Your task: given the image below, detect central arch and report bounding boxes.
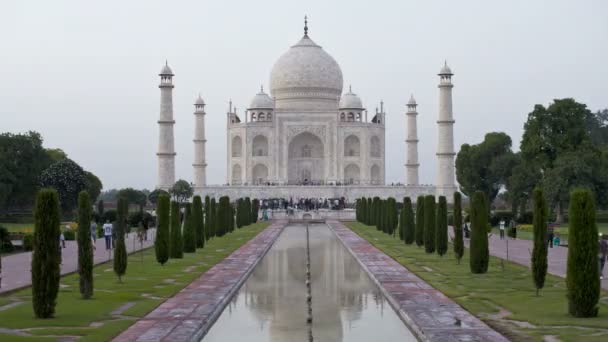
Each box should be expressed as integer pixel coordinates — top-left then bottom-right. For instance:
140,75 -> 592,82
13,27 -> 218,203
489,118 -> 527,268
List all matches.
252,163 -> 269,184
344,164 -> 360,184
288,132 -> 324,184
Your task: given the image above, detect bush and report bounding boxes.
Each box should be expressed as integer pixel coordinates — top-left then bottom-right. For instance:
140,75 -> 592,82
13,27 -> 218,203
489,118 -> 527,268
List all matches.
32,188 -> 61,318
566,189 -> 599,317
532,188 -> 548,296
470,191 -> 489,274
77,191 -> 94,299
23,233 -> 34,251
154,194 -> 170,265
436,196 -> 448,256
423,195 -> 436,253
192,195 -> 205,248
0,226 -> 14,253
182,203 -> 196,253
453,192 -> 464,264
169,201 -> 183,259
415,196 -> 425,247
63,230 -> 75,241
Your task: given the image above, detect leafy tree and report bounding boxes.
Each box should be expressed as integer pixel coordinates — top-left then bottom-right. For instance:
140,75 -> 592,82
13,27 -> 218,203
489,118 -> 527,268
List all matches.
45,148 -> 67,162
436,196 -> 448,256
113,197 -> 128,282
251,199 -> 260,224
118,188 -> 147,212
453,192 -> 464,263
39,158 -> 88,214
531,188 -> 548,296
169,201 -> 183,258
154,194 -> 170,265
402,197 -> 415,245
77,191 -> 94,299
192,195 -> 205,248
96,200 -> 104,223
182,203 -> 196,253
148,189 -> 169,206
415,196 -> 425,247
31,188 -> 61,318
506,157 -> 541,220
456,132 -> 516,205
469,191 -> 489,274
423,195 -> 436,253
170,180 -> 193,203
84,172 -> 103,202
587,108 -> 608,145
566,189 -> 599,317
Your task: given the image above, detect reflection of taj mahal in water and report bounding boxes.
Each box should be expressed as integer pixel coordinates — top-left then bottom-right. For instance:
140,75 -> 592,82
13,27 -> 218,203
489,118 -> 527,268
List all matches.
155,18 -> 457,201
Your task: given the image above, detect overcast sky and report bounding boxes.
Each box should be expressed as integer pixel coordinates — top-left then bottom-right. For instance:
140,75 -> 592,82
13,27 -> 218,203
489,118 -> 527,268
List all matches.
1,0 -> 607,190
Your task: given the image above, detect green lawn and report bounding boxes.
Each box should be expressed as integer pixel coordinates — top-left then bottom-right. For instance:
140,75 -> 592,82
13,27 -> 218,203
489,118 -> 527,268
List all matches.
347,222 -> 608,342
0,222 -> 270,341
0,223 -> 34,233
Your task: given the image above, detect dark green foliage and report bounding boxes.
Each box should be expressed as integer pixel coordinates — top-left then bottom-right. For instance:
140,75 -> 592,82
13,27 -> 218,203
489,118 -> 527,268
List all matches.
182,203 -> 196,253
567,189 -> 599,317
244,197 -> 252,226
366,198 -> 372,225
453,192 -> 464,263
113,197 -> 128,282
208,198 -> 217,238
84,171 -> 103,202
379,200 -> 386,233
415,196 -> 425,247
96,200 -> 104,222
236,199 -> 244,228
402,197 -> 415,244
148,189 -> 169,206
169,201 -> 183,259
398,198 -> 405,240
39,158 -> 88,214
23,233 -> 34,251
216,196 -> 231,237
371,197 -> 380,228
469,191 -> 489,274
356,199 -> 361,223
192,196 -> 205,248
204,196 -> 211,240
251,199 -> 260,224
436,196 -> 448,256
117,188 -> 147,212
531,188 -> 548,295
31,188 -> 61,318
154,194 -> 170,265
423,195 -> 436,253
170,179 -> 193,203
77,191 -> 94,299
388,198 -> 398,236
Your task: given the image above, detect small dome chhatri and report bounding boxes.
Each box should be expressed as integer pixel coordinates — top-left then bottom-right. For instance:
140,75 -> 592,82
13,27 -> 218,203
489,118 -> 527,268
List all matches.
249,85 -> 274,109
195,94 -> 205,105
407,94 -> 417,106
339,86 -> 363,109
439,61 -> 453,75
159,61 -> 173,76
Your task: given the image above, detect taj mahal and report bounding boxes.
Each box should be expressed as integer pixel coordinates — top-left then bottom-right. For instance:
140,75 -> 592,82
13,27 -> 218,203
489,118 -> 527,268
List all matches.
156,19 -> 457,201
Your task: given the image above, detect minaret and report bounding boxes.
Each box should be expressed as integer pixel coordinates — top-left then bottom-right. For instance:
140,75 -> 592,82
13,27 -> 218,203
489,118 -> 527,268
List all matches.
405,95 -> 419,185
156,61 -> 176,190
193,94 -> 207,188
436,61 -> 457,198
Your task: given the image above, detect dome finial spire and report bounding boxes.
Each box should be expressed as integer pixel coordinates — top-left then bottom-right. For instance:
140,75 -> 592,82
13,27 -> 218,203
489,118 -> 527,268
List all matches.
304,15 -> 308,36
260,84 -> 264,93
349,85 -> 352,93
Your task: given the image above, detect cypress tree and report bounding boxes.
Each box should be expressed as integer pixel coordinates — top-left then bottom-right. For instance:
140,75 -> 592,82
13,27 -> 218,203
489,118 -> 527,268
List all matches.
356,199 -> 361,222
403,197 -> 415,244
209,198 -> 217,238
470,191 -> 489,274
532,188 -> 548,295
236,198 -> 244,228
567,188 -> 599,317
415,196 -> 425,247
204,196 -> 211,240
370,197 -> 379,227
155,194 -> 170,265
436,196 -> 448,256
77,191 -> 94,299
244,197 -> 252,226
31,188 -> 61,318
379,200 -> 386,233
183,203 -> 196,253
423,195 -> 436,253
192,195 -> 205,248
216,196 -> 230,237
365,198 -> 371,225
453,192 -> 464,264
251,198 -> 260,224
113,197 -> 128,282
361,198 -> 367,224
388,198 -> 398,236
169,201 -> 183,259
399,198 -> 405,240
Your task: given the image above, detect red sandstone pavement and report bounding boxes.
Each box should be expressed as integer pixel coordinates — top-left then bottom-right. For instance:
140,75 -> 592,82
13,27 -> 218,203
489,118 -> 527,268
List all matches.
113,221 -> 286,342
328,220 -> 508,342
0,230 -> 155,294
463,234 -> 608,290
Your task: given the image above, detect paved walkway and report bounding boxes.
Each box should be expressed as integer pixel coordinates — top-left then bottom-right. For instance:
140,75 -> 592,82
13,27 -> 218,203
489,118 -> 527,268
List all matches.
464,234 -> 608,290
329,221 -> 507,342
113,221 -> 286,342
0,230 -> 156,294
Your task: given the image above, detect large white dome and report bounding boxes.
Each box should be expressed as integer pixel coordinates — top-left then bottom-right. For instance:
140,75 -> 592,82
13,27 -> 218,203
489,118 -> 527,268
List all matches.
270,35 -> 343,110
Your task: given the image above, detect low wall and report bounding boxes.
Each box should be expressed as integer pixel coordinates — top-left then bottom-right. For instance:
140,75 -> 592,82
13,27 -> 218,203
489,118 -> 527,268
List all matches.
194,185 -> 436,202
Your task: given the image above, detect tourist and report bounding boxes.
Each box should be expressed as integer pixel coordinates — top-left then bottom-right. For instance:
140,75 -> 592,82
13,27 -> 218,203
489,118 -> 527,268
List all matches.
599,234 -> 608,280
60,227 -> 66,248
553,232 -> 560,247
103,220 -> 113,250
90,221 -> 97,250
499,219 -> 505,240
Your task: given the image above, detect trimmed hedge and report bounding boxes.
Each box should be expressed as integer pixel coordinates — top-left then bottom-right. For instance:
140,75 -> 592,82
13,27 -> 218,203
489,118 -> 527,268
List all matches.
169,201 -> 183,259
423,195 -> 436,254
453,192 -> 464,263
532,188 -> 548,296
415,196 -> 425,247
436,196 -> 448,256
470,191 -> 489,274
154,194 -> 170,265
77,191 -> 94,299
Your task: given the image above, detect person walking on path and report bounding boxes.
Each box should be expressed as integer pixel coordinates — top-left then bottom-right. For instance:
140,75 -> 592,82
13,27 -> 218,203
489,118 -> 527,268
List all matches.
103,220 -> 113,250
499,219 -> 505,240
599,234 -> 608,280
90,221 -> 97,242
